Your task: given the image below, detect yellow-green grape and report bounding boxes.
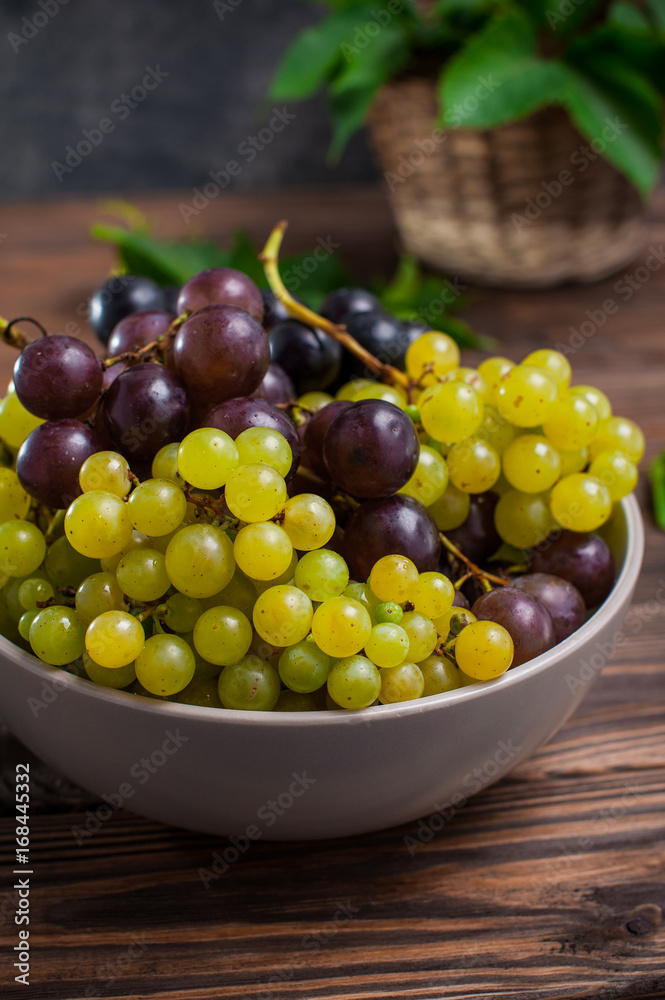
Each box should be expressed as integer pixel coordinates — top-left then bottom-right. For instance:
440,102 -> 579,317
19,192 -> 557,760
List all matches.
496,365 -> 558,427
203,570 -> 256,618
0,389 -> 44,449
0,467 -> 30,522
116,548 -> 170,602
447,436 -> 500,493
252,550 -> 298,595
253,584 -> 313,647
4,570 -> 48,622
588,416 -> 644,464
280,493 -> 336,551
184,631 -> 221,680
85,610 -> 145,668
29,605 -> 87,665
278,640 -> 331,693
569,385 -> 612,430
135,633 -> 196,696
550,474 -> 612,532
401,611 -> 437,662
65,491 -> 133,559
294,549 -> 349,602
433,607 -> 476,638
399,445 -> 448,506
454,620 -> 514,680
353,383 -> 407,409
419,381 -> 483,443
369,553 -> 419,603
234,522 -> 292,581
327,655 -> 381,710
152,442 -> 184,486
477,356 -> 515,403
75,572 -> 125,623
364,623 -> 409,668
83,651 -> 136,689
274,690 -> 318,712
405,331 -> 460,385
235,427 -> 292,477
502,434 -> 562,493
79,451 -> 131,498
559,447 -> 588,476
522,349 -> 571,391
589,449 -> 638,502
18,609 -> 39,641
99,529 -> 150,573
343,581 -> 380,616
312,596 -> 372,658
480,405 -> 518,454
375,601 -> 403,624
177,427 -> 239,489
192,605 -> 252,666
18,576 -> 54,611
165,523 -> 235,598
494,490 -> 554,548
454,367 -> 490,401
297,391 -> 333,412
419,654 -> 462,696
0,520 -> 46,577
379,662 -> 424,704
218,654 -> 281,711
336,378 -> 372,401
542,394 -> 598,451
224,463 -> 287,522
126,478 -> 187,537
412,572 -> 455,619
45,536 -> 99,589
428,483 -> 470,531
172,676 -> 223,708
163,593 -> 203,633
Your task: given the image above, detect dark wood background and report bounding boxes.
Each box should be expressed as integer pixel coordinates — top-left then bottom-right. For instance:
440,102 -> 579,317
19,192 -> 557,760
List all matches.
0,188 -> 664,999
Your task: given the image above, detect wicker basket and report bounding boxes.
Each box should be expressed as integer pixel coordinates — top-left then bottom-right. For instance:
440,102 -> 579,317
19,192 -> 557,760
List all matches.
367,78 -> 648,287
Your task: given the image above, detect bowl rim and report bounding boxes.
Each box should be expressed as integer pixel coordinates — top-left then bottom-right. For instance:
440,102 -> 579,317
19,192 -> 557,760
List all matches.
1,495 -> 644,730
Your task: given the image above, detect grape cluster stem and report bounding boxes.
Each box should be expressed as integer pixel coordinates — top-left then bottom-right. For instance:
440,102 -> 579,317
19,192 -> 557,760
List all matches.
440,533 -> 508,589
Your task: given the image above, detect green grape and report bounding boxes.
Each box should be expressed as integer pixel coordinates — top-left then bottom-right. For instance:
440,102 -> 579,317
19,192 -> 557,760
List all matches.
117,548 -> 170,602
550,474 -> 612,532
29,605 -> 87,665
412,572 -> 455,619
522,349 -> 571,391
294,549 -> 349,602
542,395 -> 598,451
177,427 -> 239,489
0,467 -> 30,522
172,676 -> 223,708
447,436 -> 500,493
278,640 -> 331,693
152,442 -> 184,486
83,651 -> 136,689
428,483 -> 471,531
336,378 -> 373,401
405,331 -> 460,385
480,405 -> 518,454
477,357 -> 515,403
454,620 -> 514,680
202,570 -> 256,618
252,551 -> 298,595
163,593 -> 203,633
296,391 -> 333,412
192,605 -> 253,666
588,416 -> 644,464
494,490 -> 553,548
18,577 -> 54,611
165,523 -> 235,598
181,631 -> 221,680
374,601 -> 403,624
502,434 -> 561,493
364,623 -> 409,668
379,662 -> 424,704
559,447 -> 588,476
235,427 -> 292,477
126,478 -> 187,536
0,520 -> 46,578
0,388 -> 44,449
75,571 -> 126,624
454,366 -> 490,402
85,610 -> 145,667
369,554 -> 418,603
312,596 -> 372,658
589,449 -> 638,502
343,582 -> 380,616
401,611 -> 437,662
79,451 -> 131,498
419,381 -> 483,443
65,491 -> 133,559
433,607 -> 476,639
3,570 -> 49,622
218,654 -> 281,711
99,529 -> 150,573
496,365 -> 558,427
135,633 -> 196,696
224,463 -> 287,522
399,445 -> 449,506
18,609 -> 39,641
253,584 -> 313,647
234,522 -> 292,581
327,655 -> 381,710
419,654 -> 462,696
569,385 -> 612,429
274,690 -> 318,712
353,383 -> 407,409
280,494 -> 336,551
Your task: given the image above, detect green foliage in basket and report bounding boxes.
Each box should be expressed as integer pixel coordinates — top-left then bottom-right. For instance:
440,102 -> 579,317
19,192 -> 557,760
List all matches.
269,0 -> 665,197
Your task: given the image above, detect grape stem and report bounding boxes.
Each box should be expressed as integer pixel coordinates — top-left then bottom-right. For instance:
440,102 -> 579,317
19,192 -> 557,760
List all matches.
440,532 -> 508,588
0,316 -> 49,350
102,313 -> 187,370
259,221 -> 409,389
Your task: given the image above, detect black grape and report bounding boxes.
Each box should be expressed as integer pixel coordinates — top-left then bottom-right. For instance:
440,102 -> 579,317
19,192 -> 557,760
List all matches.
269,320 -> 342,394
320,288 -> 382,325
88,275 -> 166,345
443,492 -> 501,565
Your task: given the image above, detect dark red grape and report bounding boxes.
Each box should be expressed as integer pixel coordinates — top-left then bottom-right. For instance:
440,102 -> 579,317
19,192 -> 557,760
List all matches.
107,311 -> 174,358
173,305 -> 269,406
203,396 -> 300,477
162,286 -> 181,314
472,587 -> 556,666
269,320 -> 342,394
88,275 -> 166,345
511,573 -> 586,643
17,420 -> 101,509
103,363 -> 189,461
253,363 -> 295,405
177,268 -> 263,322
452,589 -> 470,610
445,492 -> 501,565
320,288 -> 382,325
343,311 -> 415,377
342,495 -> 441,581
302,400 -> 351,480
530,531 -> 615,610
13,335 -> 103,421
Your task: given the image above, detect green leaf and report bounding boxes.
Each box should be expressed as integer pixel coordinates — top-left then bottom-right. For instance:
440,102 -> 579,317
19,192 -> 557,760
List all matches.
649,451 -> 665,531
608,1 -> 651,31
90,225 -> 231,285
541,0 -> 605,34
647,0 -> 665,31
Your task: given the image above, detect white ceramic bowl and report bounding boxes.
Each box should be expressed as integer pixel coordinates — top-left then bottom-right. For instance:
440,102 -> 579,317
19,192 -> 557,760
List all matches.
0,497 -> 643,840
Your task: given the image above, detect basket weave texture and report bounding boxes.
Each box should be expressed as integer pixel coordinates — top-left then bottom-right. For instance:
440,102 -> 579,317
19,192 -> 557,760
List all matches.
368,78 -> 648,287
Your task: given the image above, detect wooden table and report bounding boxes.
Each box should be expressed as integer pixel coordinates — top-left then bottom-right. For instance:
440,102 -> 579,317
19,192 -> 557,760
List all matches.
1,189 -> 664,1000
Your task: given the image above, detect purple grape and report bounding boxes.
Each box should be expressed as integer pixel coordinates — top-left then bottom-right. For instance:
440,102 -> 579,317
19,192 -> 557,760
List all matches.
472,587 -> 557,666
511,572 -> 586,643
452,589 -> 470,610
320,288 -> 382,325
173,305 -> 269,406
530,531 -> 615,609
177,268 -> 263,322
342,495 -> 441,582
253,363 -> 295,405
203,397 -> 300,478
103,363 -> 189,462
445,492 -> 501,565
261,290 -> 294,330
302,400 -> 351,480
269,320 -> 342,394
17,420 -> 101,509
162,286 -> 181,314
88,275 -> 166,345
107,311 -> 174,358
13,335 -> 103,421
